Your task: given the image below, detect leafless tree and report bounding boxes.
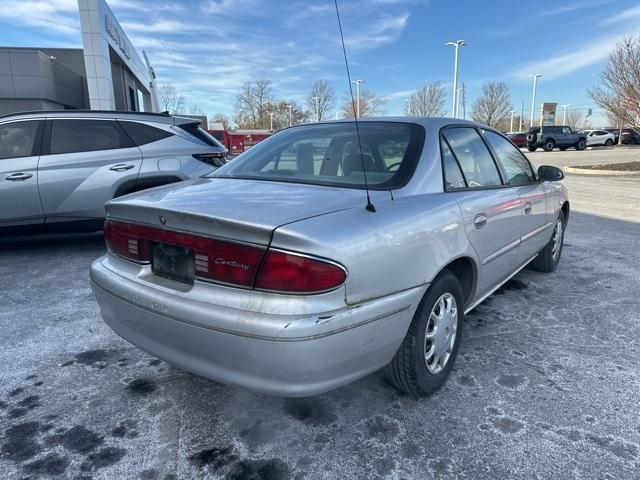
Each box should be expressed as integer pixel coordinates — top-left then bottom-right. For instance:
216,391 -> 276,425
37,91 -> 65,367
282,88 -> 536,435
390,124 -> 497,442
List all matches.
158,83 -> 185,114
589,35 -> 640,130
234,79 -> 273,129
341,89 -> 385,118
471,82 -> 512,127
404,82 -> 447,117
564,109 -> 583,130
210,113 -> 230,130
188,104 -> 206,116
308,80 -> 335,122
266,100 -> 309,130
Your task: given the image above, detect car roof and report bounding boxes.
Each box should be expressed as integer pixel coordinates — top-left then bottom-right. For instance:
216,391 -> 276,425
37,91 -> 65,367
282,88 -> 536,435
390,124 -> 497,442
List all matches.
0,110 -> 199,126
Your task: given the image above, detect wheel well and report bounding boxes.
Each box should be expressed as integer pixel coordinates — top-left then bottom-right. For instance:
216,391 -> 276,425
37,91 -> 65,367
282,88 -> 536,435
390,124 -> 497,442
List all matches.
114,175 -> 182,198
442,257 -> 476,305
561,201 -> 570,222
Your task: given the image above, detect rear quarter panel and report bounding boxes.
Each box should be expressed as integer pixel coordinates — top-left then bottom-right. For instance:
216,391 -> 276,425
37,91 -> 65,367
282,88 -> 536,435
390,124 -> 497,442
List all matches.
271,194 -> 477,305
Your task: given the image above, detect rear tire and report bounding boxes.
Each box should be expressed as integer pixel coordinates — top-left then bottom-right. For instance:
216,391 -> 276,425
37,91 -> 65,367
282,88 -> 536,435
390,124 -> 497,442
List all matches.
543,139 -> 555,152
605,139 -> 613,147
527,145 -> 538,152
386,271 -> 464,396
530,211 -> 565,273
575,139 -> 586,151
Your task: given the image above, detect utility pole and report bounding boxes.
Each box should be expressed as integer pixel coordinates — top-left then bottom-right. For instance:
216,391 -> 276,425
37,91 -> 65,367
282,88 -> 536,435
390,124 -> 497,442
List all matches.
351,79 -> 364,118
559,104 -> 570,125
509,110 -> 517,132
312,96 -> 320,122
445,40 -> 466,118
529,74 -> 541,127
269,112 -> 274,131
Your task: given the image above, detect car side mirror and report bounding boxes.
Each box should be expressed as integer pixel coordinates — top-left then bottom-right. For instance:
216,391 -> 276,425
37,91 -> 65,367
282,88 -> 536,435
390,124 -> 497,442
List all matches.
538,165 -> 564,182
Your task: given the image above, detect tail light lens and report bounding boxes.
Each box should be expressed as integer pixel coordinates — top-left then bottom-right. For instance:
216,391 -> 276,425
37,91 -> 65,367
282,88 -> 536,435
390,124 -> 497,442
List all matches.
104,220 -> 347,293
192,153 -> 227,167
256,250 -> 346,293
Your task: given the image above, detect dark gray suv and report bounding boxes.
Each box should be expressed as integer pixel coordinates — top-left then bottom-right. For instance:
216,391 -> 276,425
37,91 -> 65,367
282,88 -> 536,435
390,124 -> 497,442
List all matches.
526,126 -> 587,152
0,110 -> 228,233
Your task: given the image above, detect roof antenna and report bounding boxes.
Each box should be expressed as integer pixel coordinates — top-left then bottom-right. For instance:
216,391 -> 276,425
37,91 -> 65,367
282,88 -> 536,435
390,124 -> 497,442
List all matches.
334,0 -> 376,213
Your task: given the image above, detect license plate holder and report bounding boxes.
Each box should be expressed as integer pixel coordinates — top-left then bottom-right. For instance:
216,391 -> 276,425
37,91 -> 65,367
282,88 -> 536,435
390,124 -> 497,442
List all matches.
151,242 -> 195,285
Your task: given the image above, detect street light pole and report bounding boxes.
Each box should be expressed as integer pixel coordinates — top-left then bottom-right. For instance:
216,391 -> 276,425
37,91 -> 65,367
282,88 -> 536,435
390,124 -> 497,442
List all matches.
520,101 -> 524,131
457,88 -> 463,119
509,110 -> 516,132
287,104 -> 293,127
529,74 -> 541,127
559,104 -> 570,125
312,96 -> 320,122
445,40 -> 465,118
269,112 -> 274,131
351,79 -> 364,118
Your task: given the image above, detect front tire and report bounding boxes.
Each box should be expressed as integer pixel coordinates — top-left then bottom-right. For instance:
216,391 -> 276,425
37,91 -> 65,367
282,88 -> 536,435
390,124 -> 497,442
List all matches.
575,139 -> 586,150
386,271 -> 464,396
530,211 -> 565,273
543,139 -> 555,152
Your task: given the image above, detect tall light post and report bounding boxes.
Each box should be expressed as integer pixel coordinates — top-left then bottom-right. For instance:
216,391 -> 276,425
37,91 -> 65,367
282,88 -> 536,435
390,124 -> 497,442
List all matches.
351,79 -> 364,118
529,73 -> 541,127
269,112 -> 274,131
456,87 -> 463,118
312,96 -> 320,122
445,40 -> 466,118
287,104 -> 293,127
559,104 -> 569,125
509,110 -> 517,132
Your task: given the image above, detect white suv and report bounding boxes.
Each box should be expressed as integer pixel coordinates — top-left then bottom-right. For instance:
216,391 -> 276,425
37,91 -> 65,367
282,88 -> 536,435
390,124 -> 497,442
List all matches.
0,110 -> 227,233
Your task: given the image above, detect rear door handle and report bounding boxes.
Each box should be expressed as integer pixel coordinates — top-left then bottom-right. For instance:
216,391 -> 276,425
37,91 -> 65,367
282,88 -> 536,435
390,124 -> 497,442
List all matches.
524,202 -> 532,214
5,172 -> 33,181
110,164 -> 135,172
473,213 -> 488,229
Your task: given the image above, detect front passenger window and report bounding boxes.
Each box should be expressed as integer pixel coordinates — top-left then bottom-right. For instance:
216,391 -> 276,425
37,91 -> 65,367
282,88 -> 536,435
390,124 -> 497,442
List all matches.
483,130 -> 534,186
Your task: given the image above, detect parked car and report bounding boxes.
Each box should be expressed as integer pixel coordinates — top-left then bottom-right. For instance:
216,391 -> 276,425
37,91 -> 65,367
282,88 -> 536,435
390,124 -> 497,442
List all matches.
526,125 -> 587,152
90,118 -> 569,397
578,129 -> 615,147
0,110 -> 227,233
505,131 -> 527,147
603,127 -> 640,145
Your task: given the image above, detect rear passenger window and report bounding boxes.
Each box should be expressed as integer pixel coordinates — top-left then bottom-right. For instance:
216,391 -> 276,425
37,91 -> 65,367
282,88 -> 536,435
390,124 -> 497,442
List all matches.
440,140 -> 466,189
0,121 -> 40,160
119,121 -> 173,146
442,128 -> 502,188
483,130 -> 534,186
50,120 -> 133,155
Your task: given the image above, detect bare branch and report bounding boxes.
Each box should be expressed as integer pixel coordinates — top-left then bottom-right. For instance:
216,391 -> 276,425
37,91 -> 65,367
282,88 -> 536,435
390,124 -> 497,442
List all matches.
405,82 -> 447,117
471,81 -> 512,128
308,80 -> 335,121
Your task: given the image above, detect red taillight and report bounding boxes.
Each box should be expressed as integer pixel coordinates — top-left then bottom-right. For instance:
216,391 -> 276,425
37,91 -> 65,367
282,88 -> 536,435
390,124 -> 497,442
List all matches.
104,220 -> 151,262
256,250 -> 346,293
104,220 -> 347,293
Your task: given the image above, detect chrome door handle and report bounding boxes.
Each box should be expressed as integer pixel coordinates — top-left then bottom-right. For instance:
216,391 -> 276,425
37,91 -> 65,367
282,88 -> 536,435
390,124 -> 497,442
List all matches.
473,213 -> 488,229
5,172 -> 33,181
524,202 -> 532,214
110,164 -> 135,172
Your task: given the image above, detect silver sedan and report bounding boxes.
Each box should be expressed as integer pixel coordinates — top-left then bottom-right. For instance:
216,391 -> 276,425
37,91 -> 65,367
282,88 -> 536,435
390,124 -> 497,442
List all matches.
90,117 -> 568,397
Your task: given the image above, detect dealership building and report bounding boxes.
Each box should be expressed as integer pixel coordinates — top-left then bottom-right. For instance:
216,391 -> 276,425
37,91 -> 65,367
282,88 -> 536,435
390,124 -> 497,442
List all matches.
0,0 -> 159,116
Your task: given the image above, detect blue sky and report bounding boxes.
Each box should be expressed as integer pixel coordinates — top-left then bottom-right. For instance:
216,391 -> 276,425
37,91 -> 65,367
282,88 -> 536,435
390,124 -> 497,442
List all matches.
1,0 -> 639,126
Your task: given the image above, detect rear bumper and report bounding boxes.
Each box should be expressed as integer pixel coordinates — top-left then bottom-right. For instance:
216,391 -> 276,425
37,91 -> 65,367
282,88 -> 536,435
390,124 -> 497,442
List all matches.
90,255 -> 425,396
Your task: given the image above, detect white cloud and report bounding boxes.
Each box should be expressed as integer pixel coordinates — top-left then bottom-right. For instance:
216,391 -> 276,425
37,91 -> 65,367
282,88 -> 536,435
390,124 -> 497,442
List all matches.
511,30 -> 635,80
0,0 -> 79,35
344,13 -> 410,50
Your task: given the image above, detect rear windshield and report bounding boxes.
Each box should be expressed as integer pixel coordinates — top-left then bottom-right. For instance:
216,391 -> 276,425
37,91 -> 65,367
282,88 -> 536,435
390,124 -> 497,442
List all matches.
209,122 -> 425,189
179,123 -> 225,149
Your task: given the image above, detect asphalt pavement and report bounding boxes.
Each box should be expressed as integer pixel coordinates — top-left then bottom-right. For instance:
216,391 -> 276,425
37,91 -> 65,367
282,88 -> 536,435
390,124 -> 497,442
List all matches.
1,148 -> 639,479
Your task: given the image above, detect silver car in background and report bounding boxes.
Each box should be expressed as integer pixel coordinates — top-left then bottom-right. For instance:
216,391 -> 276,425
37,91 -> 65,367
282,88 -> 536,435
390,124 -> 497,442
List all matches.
0,110 -> 227,233
90,118 -> 569,397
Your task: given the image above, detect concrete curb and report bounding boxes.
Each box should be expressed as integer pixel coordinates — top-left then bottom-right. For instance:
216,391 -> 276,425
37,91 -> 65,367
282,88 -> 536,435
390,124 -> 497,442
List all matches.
564,166 -> 640,176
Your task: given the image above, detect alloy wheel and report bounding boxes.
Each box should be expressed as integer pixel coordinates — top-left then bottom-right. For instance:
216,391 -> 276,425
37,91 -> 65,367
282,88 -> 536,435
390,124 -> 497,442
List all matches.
552,218 -> 563,261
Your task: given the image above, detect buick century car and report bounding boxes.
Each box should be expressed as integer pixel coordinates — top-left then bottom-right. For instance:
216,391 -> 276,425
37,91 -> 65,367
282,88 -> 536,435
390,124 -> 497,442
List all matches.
90,118 -> 568,397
